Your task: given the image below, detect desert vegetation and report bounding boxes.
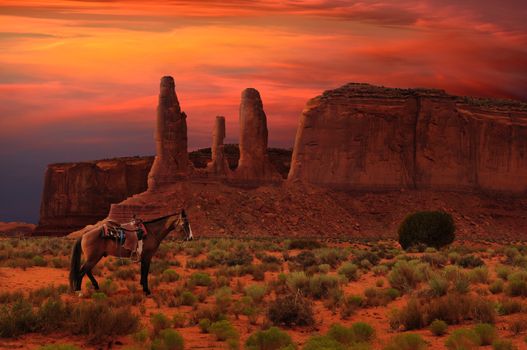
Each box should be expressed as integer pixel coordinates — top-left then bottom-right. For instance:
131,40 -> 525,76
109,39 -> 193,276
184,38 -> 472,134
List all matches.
1,236 -> 527,349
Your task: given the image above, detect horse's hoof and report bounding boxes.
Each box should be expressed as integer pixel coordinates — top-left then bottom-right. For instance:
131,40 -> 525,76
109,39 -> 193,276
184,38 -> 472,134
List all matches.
144,290 -> 151,296
77,291 -> 83,297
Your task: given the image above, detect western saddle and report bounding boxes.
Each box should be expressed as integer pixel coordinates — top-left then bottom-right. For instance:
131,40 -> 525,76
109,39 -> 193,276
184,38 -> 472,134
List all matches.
101,217 -> 147,261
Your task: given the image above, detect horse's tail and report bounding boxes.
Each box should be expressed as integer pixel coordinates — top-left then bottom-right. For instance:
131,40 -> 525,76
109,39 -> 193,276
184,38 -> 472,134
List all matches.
69,238 -> 82,291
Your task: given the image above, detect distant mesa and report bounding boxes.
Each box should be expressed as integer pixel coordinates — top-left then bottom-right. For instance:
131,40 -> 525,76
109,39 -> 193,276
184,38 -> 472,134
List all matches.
34,78 -> 527,238
0,221 -> 35,237
289,83 -> 527,194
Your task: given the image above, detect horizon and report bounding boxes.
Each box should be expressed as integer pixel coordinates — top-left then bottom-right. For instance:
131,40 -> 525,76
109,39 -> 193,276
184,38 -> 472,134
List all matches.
1,0 -> 526,224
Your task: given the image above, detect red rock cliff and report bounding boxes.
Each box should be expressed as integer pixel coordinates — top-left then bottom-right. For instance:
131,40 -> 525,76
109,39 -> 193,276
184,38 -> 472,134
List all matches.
35,157 -> 153,235
288,83 -> 527,194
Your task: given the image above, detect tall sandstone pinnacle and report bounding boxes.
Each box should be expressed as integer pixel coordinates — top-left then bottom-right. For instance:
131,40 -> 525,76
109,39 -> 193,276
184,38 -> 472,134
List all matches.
288,83 -> 527,194
234,88 -> 281,182
206,116 -> 231,177
147,76 -> 189,190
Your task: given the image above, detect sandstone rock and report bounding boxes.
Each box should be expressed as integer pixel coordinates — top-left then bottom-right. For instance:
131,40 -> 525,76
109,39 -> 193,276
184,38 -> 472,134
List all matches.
234,88 -> 281,183
0,222 -> 35,237
34,157 -> 153,236
288,83 -> 527,194
148,76 -> 189,189
206,116 -> 231,177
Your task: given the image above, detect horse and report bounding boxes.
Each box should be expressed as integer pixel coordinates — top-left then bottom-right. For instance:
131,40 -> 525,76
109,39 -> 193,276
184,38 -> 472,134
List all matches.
69,209 -> 192,295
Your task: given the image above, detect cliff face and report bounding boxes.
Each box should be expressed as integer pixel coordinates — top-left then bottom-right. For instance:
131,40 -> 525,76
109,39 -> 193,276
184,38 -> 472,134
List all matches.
36,157 -> 153,235
36,148 -> 291,235
289,83 -> 527,194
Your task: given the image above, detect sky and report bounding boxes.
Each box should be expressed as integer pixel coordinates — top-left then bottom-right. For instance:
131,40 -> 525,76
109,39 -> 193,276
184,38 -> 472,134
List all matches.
1,0 -> 526,223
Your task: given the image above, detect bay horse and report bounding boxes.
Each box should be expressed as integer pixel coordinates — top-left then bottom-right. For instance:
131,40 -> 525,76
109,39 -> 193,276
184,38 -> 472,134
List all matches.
69,210 -> 192,295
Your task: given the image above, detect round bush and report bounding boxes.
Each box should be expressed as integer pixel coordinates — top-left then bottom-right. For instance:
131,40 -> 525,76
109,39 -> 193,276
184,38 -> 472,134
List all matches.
267,293 -> 314,327
245,327 -> 294,350
383,333 -> 427,350
429,319 -> 448,336
398,211 -> 455,250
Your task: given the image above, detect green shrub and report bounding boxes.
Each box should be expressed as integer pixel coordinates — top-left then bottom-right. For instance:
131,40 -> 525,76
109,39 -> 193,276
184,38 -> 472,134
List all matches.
429,319 -> 448,336
308,274 -> 341,299
268,293 -> 314,327
32,255 -> 47,267
69,301 -> 139,343
133,328 -> 149,343
492,339 -> 517,350
318,264 -> 331,274
286,272 -> 310,294
111,267 -> 135,280
327,324 -> 355,346
151,313 -> 172,335
190,272 -> 212,286
351,322 -> 375,343
99,279 -> 118,296
244,284 -> 267,303
468,267 -> 489,284
291,251 -> 318,270
0,299 -> 37,337
152,329 -> 184,350
38,345 -> 80,350
388,261 -> 423,292
398,211 -> 455,250
180,290 -> 197,306
161,269 -> 180,282
340,295 -> 363,318
445,329 -> 480,350
303,335 -> 344,350
497,299 -> 522,315
489,280 -> 504,294
428,274 -> 449,297
363,288 -> 394,307
215,287 -> 232,312
209,320 -> 238,341
37,296 -> 71,333
457,255 -> 484,268
383,334 -> 427,350
506,280 -> 527,297
245,326 -> 295,350
198,318 -> 211,333
474,323 -> 496,345
338,262 -> 359,281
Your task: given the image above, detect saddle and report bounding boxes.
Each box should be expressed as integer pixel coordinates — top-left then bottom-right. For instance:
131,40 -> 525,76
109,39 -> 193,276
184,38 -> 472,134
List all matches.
100,219 -> 147,261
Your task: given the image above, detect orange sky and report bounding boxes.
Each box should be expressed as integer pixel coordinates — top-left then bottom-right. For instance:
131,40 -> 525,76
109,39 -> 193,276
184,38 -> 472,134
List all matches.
1,0 -> 526,222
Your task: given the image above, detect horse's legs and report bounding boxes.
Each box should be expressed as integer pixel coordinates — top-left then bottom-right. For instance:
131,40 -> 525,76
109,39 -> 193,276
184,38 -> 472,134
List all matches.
86,270 -> 99,290
77,258 -> 101,291
140,257 -> 152,295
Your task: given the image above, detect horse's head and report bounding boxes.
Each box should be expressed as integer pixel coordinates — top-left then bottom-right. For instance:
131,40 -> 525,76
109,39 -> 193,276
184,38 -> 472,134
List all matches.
161,209 -> 193,240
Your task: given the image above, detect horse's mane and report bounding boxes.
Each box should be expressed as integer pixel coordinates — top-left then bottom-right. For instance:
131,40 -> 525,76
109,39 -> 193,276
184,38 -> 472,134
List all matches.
143,211 -> 181,224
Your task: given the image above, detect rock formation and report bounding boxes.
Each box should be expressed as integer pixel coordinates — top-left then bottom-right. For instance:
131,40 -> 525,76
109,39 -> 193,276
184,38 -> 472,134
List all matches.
206,116 -> 231,177
289,83 -> 527,195
34,148 -> 292,235
0,222 -> 35,237
35,157 -> 153,235
148,76 -> 189,189
233,88 -> 281,183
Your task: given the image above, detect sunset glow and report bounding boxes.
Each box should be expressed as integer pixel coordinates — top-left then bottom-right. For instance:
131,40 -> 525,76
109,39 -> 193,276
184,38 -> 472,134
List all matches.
1,0 -> 526,222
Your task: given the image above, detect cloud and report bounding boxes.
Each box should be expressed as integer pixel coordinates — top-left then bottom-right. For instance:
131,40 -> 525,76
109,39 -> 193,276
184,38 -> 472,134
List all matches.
0,31 -> 57,39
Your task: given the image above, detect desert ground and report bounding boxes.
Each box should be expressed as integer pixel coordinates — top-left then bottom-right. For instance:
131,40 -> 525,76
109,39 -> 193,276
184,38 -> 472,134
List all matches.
1,237 -> 527,350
